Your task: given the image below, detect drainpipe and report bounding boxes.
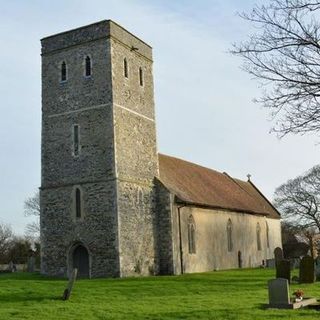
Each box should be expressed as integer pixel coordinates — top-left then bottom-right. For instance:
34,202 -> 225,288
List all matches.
177,204 -> 187,275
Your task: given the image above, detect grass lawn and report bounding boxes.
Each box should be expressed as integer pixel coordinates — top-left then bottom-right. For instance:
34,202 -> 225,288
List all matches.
1,268 -> 320,319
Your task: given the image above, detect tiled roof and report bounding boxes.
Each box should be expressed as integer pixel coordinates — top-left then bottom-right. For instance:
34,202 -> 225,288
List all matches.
158,154 -> 280,219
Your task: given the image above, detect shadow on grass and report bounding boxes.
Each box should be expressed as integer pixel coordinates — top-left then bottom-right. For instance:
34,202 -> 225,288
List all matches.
0,292 -> 62,303
0,272 -> 66,282
137,308 -> 246,320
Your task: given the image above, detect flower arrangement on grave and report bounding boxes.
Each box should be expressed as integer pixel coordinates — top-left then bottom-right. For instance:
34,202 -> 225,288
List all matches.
293,289 -> 304,302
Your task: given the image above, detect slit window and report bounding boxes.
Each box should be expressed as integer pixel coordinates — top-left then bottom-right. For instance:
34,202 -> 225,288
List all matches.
75,188 -> 82,218
266,222 -> 270,248
188,215 -> 196,254
139,67 -> 143,86
124,58 -> 128,78
85,56 -> 91,77
257,223 -> 262,251
61,61 -> 67,82
138,189 -> 143,205
73,125 -> 80,156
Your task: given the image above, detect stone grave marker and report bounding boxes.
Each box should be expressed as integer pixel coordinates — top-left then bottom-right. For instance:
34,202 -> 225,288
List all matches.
315,256 -> 320,280
268,278 -> 290,306
274,247 -> 283,266
267,278 -> 317,309
8,261 -> 14,272
27,256 -> 35,273
276,259 -> 291,282
62,268 -> 78,301
266,259 -> 275,268
299,256 -> 315,283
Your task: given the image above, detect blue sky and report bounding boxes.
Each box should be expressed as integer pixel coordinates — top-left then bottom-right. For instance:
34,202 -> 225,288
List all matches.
0,0 -> 319,235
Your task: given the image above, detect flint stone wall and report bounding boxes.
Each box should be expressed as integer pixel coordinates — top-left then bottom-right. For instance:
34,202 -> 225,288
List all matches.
40,181 -> 119,278
109,21 -> 158,277
41,20 -> 158,278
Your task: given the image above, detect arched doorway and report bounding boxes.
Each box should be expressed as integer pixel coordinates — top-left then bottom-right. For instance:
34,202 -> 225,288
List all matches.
72,244 -> 89,278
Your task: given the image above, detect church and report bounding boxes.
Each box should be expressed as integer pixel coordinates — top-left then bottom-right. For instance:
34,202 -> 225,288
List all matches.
40,20 -> 282,278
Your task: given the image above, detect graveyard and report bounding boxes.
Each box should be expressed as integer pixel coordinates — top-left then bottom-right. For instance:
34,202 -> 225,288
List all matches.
2,268 -> 320,320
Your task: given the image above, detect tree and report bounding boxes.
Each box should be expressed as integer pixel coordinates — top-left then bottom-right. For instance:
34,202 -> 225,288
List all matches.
0,223 -> 13,263
274,165 -> 320,256
281,221 -> 318,257
6,237 -> 32,264
232,0 -> 320,137
24,191 -> 40,239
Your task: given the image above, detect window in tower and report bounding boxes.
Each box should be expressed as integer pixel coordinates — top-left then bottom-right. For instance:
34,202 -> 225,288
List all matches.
73,124 -> 80,156
139,67 -> 144,86
124,58 -> 128,78
75,188 -> 82,218
85,56 -> 92,77
61,61 -> 67,82
138,188 -> 143,205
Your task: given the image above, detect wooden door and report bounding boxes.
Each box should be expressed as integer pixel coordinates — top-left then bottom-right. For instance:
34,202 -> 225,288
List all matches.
72,245 -> 89,278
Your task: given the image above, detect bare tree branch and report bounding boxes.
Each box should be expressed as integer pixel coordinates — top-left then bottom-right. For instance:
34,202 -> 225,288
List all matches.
274,164 -> 320,232
24,191 -> 40,217
24,191 -> 40,239
231,0 -> 320,137
0,223 -> 13,261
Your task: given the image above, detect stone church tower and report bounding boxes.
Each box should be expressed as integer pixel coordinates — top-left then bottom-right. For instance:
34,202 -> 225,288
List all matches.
40,20 -> 159,278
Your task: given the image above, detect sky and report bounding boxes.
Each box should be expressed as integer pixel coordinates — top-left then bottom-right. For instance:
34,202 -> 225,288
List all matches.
0,0 -> 319,235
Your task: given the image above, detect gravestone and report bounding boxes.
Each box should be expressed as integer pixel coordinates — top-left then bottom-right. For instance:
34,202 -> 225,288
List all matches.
27,256 -> 35,273
267,278 -> 317,309
315,256 -> 320,280
8,261 -> 14,272
62,268 -> 78,301
274,247 -> 283,266
299,256 -> 315,283
268,278 -> 290,306
266,259 -> 275,268
276,259 -> 291,282
8,261 -> 16,272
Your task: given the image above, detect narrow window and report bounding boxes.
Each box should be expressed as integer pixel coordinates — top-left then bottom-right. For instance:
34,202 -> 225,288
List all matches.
75,188 -> 81,218
266,222 -> 270,248
139,67 -> 143,86
124,58 -> 128,78
227,219 -> 233,252
85,56 -> 91,77
257,223 -> 262,251
138,189 -> 143,205
61,61 -> 67,82
188,215 -> 196,254
73,125 -> 80,156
